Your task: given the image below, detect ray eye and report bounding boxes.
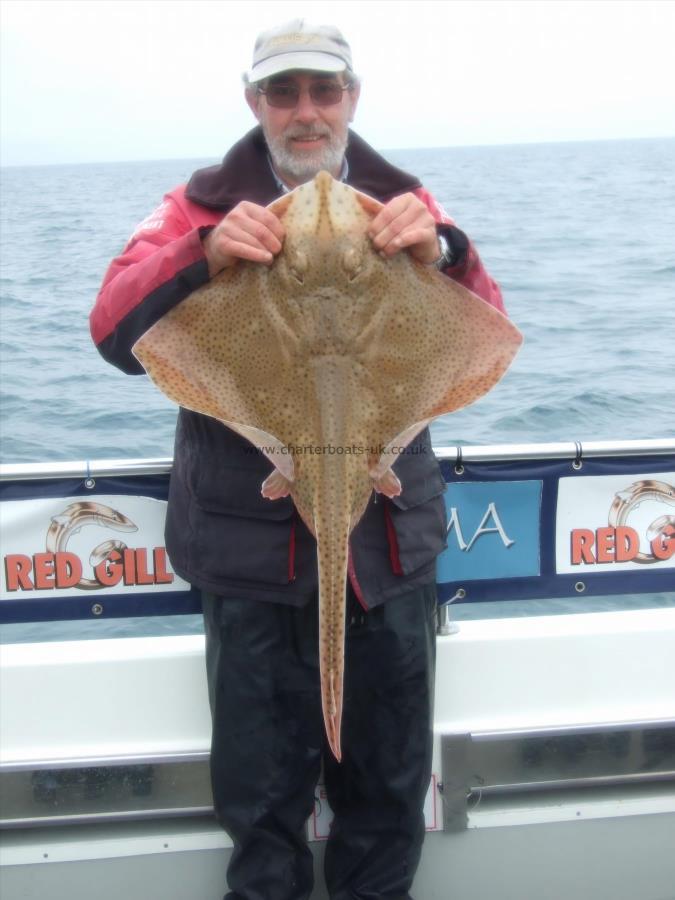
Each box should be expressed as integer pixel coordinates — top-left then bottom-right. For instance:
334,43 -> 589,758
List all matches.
343,247 -> 363,281
288,249 -> 308,284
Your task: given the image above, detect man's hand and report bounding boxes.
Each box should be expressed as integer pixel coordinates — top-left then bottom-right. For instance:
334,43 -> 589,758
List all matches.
367,193 -> 440,265
203,201 -> 285,277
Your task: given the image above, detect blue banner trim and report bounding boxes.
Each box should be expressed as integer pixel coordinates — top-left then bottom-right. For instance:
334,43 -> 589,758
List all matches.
0,589 -> 202,624
0,474 -> 170,503
437,571 -> 675,605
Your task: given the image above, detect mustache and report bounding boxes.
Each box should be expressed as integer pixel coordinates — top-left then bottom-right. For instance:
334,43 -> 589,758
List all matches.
283,127 -> 332,140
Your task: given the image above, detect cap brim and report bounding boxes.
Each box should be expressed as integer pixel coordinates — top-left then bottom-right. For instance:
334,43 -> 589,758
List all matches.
248,51 -> 347,83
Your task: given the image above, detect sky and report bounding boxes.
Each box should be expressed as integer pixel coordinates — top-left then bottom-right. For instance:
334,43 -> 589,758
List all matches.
1,0 -> 674,166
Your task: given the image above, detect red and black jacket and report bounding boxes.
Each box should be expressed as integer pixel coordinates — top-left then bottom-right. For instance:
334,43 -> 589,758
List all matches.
90,127 -> 505,607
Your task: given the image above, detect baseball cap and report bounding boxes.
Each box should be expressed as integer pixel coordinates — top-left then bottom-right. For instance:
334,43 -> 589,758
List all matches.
247,19 -> 353,83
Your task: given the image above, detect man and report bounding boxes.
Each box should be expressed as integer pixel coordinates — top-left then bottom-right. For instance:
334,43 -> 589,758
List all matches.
90,19 -> 505,900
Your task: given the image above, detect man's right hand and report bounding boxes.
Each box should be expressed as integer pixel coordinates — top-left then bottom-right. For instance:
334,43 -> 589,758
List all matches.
202,201 -> 285,277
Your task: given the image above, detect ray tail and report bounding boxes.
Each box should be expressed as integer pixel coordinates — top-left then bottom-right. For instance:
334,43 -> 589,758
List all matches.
310,355 -> 360,762
314,476 -> 350,763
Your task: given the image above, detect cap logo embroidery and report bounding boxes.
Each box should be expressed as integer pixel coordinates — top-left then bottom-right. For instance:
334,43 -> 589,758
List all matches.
267,33 -> 317,48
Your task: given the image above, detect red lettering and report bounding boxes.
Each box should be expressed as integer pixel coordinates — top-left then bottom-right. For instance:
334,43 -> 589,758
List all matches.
4,554 -> 34,591
33,552 -> 55,589
651,524 -> 675,561
135,548 -> 155,586
571,529 -> 595,564
54,552 -> 82,588
94,551 -> 123,587
153,547 -> 173,584
615,527 -> 640,562
572,525 -> 670,566
123,548 -> 136,586
596,527 -> 616,564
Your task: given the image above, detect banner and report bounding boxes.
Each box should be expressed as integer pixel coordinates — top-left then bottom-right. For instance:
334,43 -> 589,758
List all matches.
437,454 -> 674,604
0,474 -> 199,623
1,452 -> 673,622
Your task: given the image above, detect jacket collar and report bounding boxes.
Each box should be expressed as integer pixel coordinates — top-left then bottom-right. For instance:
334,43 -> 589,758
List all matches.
185,126 -> 421,211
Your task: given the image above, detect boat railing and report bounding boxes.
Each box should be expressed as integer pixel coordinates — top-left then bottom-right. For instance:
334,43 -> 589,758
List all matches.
2,438 -> 674,481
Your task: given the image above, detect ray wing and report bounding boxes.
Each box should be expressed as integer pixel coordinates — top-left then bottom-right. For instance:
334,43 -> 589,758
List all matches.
133,260 -> 305,479
348,253 -> 522,473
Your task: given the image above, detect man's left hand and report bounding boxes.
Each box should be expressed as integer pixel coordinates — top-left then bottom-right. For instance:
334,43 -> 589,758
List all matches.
367,193 -> 440,265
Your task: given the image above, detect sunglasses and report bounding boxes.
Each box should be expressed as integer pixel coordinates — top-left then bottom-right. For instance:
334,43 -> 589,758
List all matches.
257,81 -> 352,109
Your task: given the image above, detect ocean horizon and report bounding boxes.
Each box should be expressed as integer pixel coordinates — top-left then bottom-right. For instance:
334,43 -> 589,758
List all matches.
2,132 -> 674,170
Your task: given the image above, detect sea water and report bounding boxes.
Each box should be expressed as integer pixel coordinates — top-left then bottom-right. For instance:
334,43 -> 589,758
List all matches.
1,137 -> 674,641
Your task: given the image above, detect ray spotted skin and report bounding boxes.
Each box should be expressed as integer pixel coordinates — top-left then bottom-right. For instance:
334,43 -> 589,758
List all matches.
132,172 -> 523,760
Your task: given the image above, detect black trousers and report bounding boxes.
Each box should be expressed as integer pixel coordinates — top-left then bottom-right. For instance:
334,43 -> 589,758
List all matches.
202,584 -> 437,900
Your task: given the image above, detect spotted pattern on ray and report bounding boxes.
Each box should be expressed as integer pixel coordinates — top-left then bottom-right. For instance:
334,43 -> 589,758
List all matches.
132,172 -> 523,760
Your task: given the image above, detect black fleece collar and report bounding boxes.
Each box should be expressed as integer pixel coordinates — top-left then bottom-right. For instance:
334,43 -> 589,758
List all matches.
185,126 -> 421,211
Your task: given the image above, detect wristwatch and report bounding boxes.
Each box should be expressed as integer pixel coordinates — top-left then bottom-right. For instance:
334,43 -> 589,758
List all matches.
434,232 -> 454,270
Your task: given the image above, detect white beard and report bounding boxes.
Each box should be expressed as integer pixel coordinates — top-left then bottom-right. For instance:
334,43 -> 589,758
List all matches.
266,127 -> 348,185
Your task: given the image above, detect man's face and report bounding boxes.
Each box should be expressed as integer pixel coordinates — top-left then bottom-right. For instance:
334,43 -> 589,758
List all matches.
246,71 -> 360,188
